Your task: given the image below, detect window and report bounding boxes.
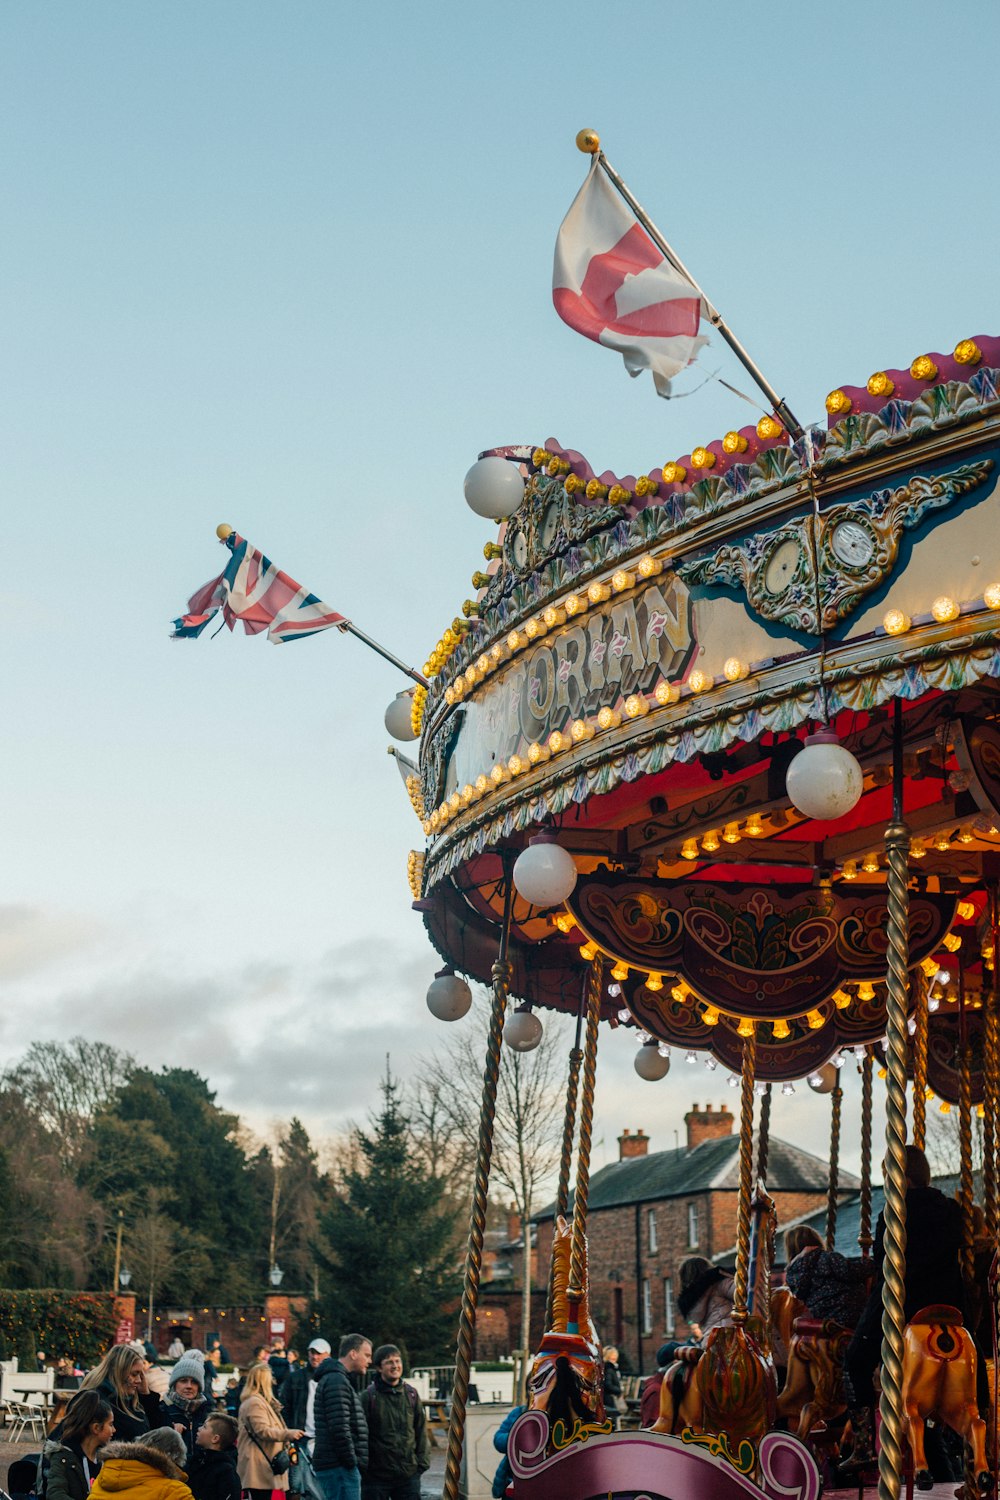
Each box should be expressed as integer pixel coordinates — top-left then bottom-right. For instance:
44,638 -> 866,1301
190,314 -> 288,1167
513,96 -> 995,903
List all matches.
642,1277 -> 653,1336
647,1206 -> 657,1253
687,1201 -> 699,1248
663,1277 -> 675,1335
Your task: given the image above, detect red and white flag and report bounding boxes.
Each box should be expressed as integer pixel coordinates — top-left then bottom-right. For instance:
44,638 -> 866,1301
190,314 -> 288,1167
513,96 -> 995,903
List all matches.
553,158 -> 707,397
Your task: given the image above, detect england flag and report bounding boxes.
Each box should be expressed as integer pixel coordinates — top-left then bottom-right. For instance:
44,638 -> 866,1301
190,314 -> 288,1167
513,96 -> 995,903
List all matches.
553,157 -> 707,397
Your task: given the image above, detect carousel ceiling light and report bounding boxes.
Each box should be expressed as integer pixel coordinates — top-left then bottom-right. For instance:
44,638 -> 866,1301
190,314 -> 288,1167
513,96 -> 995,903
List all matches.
702,1005 -> 720,1026
956,826 -> 974,844
608,984 -> 623,1001
727,1072 -> 740,1088
772,1017 -> 791,1039
943,932 -> 962,952
688,669 -> 711,692
504,1004 -> 543,1052
805,1009 -> 824,1030
426,968 -> 473,1022
724,657 -> 749,683
832,988 -> 852,1009
654,681 -> 679,705
553,912 -> 575,933
513,835 -> 578,908
920,956 -> 939,978
984,583 -> 1000,610
681,839 -> 699,860
841,860 -> 858,881
570,718 -> 594,743
685,1050 -> 698,1064
705,1057 -> 718,1071
856,981 -> 876,1002
634,1040 -> 671,1081
910,843 -> 927,859
616,1007 -> 631,1022
933,832 -> 951,851
527,741 -> 550,765
939,1100 -> 952,1114
625,694 -> 650,719
564,593 -> 587,617
384,691 -> 418,741
737,1016 -> 754,1037
744,814 -> 765,837
645,972 -> 664,991
785,729 -> 864,821
464,456 -> 525,520
701,830 -> 721,853
781,1082 -> 795,1096
957,899 -> 976,920
579,941 -> 599,961
587,581 -> 611,604
928,997 -> 941,1016
754,1080 -> 767,1096
597,706 -> 622,731
883,609 -> 911,636
611,961 -> 629,982
638,555 -> 662,578
548,730 -> 568,754
612,569 -> 635,593
808,1064 -> 838,1093
861,852 -> 880,873
931,596 -> 960,623
722,823 -> 741,844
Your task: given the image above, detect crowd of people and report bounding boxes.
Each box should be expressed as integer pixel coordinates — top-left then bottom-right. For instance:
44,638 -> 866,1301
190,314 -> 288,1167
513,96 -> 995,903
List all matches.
25,1332 -> 428,1500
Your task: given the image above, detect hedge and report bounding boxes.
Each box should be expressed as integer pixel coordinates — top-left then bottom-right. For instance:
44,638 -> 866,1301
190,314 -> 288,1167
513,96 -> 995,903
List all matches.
0,1291 -> 121,1365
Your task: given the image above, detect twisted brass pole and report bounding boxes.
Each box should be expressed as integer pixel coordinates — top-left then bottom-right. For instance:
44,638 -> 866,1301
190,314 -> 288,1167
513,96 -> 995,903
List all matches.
859,1050 -> 874,1257
546,979 -> 585,1326
570,955 -> 603,1297
878,701 -> 911,1500
911,969 -> 929,1152
442,879 -> 514,1500
986,887 -> 1000,1243
756,1081 -> 772,1184
958,959 -> 975,1288
732,1029 -> 758,1327
826,1081 -> 843,1251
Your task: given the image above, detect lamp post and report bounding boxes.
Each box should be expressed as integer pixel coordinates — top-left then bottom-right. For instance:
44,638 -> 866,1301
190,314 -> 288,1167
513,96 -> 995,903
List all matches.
119,1266 -> 132,1289
269,1264 -> 284,1288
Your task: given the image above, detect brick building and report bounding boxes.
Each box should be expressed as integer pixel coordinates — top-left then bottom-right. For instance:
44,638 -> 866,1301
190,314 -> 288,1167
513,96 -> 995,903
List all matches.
534,1103 -> 858,1375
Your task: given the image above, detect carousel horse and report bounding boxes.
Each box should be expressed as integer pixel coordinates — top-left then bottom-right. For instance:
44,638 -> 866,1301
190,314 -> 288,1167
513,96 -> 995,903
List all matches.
652,1184 -> 777,1447
527,1214 -> 605,1443
776,1317 -> 852,1440
901,1304 -> 990,1492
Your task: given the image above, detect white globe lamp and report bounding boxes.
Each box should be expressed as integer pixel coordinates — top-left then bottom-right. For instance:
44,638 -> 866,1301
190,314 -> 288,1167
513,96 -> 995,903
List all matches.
426,967 -> 472,1022
504,1004 -> 543,1052
786,729 -> 863,821
634,1041 -> 671,1081
464,457 -> 525,521
807,1062 -> 839,1094
512,835 -> 577,909
384,690 -> 418,742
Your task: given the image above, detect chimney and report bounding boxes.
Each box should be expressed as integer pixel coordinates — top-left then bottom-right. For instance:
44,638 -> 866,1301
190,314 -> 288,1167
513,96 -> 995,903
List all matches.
507,1207 -> 522,1241
684,1103 -> 734,1150
618,1128 -> 650,1161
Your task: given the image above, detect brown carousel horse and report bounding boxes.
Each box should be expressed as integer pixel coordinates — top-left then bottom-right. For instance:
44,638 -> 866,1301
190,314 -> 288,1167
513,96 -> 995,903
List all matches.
652,1184 -> 778,1447
901,1304 -> 990,1493
776,1316 -> 853,1440
527,1214 -> 606,1445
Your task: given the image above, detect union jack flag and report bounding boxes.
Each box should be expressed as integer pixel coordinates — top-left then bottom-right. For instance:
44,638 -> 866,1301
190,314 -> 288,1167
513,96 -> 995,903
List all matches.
171,534 -> 346,644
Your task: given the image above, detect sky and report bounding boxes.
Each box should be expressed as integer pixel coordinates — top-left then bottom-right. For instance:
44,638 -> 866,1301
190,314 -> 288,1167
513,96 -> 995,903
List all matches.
2,1 -> 997,1183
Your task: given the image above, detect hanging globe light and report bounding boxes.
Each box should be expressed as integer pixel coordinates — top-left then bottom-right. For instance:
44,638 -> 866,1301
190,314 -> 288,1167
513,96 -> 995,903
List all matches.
464,457 -> 525,521
634,1041 -> 671,1081
785,729 -> 864,821
504,1004 -> 543,1052
426,967 -> 472,1022
807,1062 -> 838,1094
384,690 -> 418,741
512,834 -> 577,908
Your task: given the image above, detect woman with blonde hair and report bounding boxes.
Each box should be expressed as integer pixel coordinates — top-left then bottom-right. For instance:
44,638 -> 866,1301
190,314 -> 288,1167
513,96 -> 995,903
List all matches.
237,1363 -> 304,1500
80,1345 -> 170,1443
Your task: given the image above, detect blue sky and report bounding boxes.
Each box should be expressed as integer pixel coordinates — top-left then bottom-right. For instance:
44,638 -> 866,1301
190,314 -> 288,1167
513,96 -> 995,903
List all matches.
2,1 -> 996,1173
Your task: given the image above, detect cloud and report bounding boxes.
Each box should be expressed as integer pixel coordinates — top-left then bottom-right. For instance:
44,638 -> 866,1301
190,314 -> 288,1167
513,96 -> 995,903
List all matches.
0,903 -> 102,979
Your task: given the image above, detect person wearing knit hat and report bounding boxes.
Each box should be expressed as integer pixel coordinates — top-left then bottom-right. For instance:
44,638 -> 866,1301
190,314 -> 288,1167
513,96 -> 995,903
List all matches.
161,1351 -> 215,1463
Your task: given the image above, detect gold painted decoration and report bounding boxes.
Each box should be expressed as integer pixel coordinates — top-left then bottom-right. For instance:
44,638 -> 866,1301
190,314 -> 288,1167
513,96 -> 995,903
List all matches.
678,460 -> 994,634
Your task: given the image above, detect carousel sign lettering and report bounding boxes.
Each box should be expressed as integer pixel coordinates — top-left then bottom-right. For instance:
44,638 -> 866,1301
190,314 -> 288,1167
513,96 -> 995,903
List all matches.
452,577 -> 694,782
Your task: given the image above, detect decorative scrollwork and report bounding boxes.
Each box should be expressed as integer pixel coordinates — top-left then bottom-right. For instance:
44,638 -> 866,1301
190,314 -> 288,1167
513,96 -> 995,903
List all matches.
680,1425 -> 758,1474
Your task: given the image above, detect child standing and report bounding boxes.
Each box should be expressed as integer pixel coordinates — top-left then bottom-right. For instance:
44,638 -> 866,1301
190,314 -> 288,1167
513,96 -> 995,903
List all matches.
188,1413 -> 241,1500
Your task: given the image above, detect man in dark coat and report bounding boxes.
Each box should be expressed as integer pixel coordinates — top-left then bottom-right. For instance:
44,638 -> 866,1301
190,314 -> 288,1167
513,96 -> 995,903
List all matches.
359,1345 -> 429,1500
312,1334 -> 372,1500
841,1145 -> 967,1474
280,1338 -> 333,1500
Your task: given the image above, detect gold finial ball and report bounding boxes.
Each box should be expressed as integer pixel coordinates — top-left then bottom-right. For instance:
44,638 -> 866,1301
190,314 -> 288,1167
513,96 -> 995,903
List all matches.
690,446 -> 715,470
661,461 -> 687,485
910,354 -> 938,382
954,338 -> 982,366
756,415 -> 783,441
576,129 -> 600,154
216,523 -> 233,540
825,389 -> 852,416
866,371 -> 894,398
722,430 -> 748,455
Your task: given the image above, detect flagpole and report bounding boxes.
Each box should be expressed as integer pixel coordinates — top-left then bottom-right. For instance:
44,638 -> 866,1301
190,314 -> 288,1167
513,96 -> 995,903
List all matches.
215,525 -> 428,686
576,130 -> 804,439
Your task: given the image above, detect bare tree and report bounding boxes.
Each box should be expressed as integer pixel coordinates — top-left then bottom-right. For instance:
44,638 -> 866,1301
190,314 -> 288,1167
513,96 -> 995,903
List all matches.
418,997 -> 568,1398
4,1037 -> 134,1170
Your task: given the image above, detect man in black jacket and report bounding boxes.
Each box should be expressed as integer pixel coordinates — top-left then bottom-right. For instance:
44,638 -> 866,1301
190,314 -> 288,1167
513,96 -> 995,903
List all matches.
281,1338 -> 333,1500
313,1334 -> 372,1500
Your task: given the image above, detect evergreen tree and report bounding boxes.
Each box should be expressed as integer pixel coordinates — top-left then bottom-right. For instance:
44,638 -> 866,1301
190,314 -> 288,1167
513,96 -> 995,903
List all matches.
318,1070 -> 459,1364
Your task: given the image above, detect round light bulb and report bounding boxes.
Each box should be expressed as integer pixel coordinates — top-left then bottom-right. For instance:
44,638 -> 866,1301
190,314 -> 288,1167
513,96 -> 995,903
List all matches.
634,1041 -> 671,1081
931,596 -> 959,623
463,457 -> 525,521
807,1063 -> 838,1095
384,690 -> 418,742
426,968 -> 472,1022
512,836 -> 577,908
785,729 -> 864,821
504,1005 -> 543,1052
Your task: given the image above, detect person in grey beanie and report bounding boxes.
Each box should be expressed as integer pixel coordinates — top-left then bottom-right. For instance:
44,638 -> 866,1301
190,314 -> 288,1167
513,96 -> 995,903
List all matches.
160,1351 -> 215,1462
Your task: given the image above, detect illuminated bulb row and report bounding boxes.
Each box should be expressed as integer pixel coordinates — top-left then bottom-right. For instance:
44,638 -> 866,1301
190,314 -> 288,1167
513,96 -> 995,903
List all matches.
405,774 -> 425,820
406,850 -> 425,900
825,341 -> 983,416
534,423 -> 784,504
883,585 -> 1000,639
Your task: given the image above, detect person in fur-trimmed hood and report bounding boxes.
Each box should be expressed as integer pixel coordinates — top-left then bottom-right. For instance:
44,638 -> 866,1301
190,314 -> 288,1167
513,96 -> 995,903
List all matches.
85,1437 -> 194,1500
160,1352 -> 215,1462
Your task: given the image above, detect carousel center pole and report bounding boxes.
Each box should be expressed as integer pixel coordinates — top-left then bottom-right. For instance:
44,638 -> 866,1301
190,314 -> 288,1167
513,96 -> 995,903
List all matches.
859,1050 -> 875,1258
442,874 -> 515,1500
732,1029 -> 758,1326
879,697 -> 911,1500
570,955 -> 604,1298
910,969 -> 929,1152
756,1081 -> 772,1184
546,976 -> 586,1327
985,886 -> 999,1243
827,1077 -> 843,1251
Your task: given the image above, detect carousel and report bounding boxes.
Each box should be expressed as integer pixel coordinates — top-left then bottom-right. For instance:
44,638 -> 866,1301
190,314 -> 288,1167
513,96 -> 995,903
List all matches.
393,158 -> 1000,1500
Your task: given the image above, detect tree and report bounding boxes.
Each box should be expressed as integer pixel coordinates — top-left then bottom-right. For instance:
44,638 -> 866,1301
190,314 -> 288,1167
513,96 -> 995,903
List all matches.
4,1038 -> 134,1172
247,1119 -> 329,1298
0,1084 -> 98,1288
318,1069 -> 460,1364
419,998 -> 568,1395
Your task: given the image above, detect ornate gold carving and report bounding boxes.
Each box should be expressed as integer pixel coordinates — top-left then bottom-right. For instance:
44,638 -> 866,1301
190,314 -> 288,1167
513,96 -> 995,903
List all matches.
679,460 -> 994,635
501,473 -> 620,582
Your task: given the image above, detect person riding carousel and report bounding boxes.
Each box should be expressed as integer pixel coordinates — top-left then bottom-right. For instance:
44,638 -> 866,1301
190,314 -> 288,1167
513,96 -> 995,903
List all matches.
782,1225 -> 870,1329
